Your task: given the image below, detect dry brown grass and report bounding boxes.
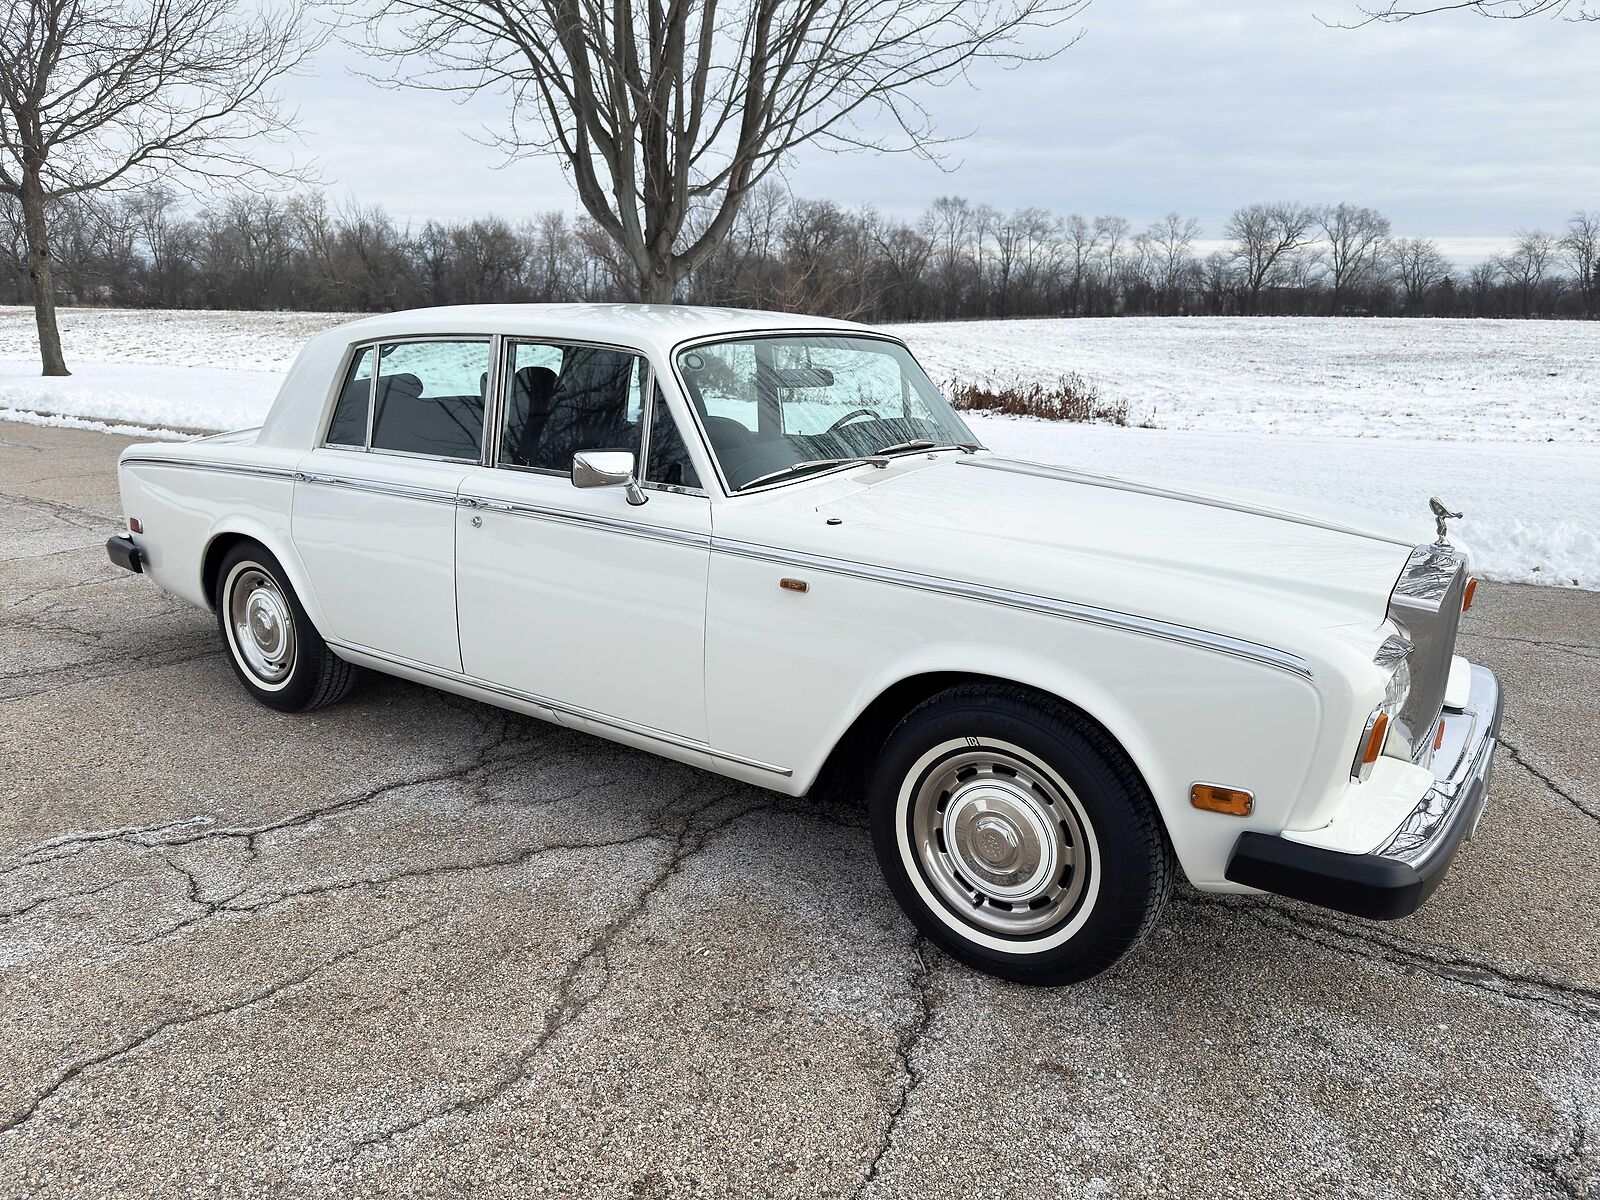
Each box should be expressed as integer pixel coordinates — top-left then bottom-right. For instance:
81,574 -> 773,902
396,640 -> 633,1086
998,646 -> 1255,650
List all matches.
946,374 -> 1131,425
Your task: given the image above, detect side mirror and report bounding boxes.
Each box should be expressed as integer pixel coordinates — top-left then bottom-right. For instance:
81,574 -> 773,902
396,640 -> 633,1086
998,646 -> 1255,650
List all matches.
571,449 -> 648,506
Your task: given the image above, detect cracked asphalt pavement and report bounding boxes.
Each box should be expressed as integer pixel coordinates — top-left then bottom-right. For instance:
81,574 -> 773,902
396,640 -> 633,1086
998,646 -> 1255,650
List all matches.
2,421 -> 1597,1198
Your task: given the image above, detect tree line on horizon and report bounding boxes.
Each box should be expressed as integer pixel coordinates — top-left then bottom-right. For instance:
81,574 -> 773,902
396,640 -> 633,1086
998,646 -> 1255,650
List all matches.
2,185 -> 1596,324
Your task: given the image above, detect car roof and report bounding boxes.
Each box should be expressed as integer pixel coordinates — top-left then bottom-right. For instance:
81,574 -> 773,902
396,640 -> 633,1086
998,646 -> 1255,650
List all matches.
255,303 -> 896,452
314,303 -> 886,355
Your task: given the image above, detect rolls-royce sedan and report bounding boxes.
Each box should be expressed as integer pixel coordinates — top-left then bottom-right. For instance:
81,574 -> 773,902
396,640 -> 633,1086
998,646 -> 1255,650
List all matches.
107,304 -> 1502,984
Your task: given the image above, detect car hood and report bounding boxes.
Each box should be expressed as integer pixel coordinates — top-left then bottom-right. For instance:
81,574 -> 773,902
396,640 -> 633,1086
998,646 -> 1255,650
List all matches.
804,454 -> 1429,637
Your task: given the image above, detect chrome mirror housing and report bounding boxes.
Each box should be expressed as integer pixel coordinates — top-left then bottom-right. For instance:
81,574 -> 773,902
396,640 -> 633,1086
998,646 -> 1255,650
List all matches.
571,449 -> 648,506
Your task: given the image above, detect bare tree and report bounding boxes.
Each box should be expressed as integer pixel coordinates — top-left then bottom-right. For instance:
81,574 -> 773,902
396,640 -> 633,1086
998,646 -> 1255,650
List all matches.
1317,202 -> 1390,313
1146,212 -> 1200,315
0,0 -> 317,374
1496,229 -> 1558,315
1561,211 -> 1600,318
1225,202 -> 1317,315
350,0 -> 1084,304
1387,236 -> 1451,314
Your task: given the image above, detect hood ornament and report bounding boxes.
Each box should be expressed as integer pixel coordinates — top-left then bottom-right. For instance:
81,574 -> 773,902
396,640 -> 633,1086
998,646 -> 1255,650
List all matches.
1429,497 -> 1462,546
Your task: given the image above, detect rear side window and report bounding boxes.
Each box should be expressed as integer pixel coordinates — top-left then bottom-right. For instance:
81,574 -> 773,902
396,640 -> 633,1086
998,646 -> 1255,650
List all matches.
372,340 -> 490,460
326,347 -> 373,447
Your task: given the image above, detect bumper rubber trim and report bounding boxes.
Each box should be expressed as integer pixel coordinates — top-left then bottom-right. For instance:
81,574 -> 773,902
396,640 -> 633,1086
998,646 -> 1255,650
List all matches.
106,534 -> 142,574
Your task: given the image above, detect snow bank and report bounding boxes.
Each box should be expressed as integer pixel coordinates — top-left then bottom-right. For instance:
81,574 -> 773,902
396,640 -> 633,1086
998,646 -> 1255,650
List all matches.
3,306 -> 1596,591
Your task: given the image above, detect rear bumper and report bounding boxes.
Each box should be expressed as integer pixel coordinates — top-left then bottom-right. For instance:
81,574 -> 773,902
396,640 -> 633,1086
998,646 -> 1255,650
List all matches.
1225,663 -> 1503,920
106,534 -> 142,574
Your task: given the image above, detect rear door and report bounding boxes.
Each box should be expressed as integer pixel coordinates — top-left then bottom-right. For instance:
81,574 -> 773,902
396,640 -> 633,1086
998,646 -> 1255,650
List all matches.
293,337 -> 490,671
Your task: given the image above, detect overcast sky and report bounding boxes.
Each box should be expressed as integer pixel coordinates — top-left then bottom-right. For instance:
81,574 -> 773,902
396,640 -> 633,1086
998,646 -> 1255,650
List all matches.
282,0 -> 1597,257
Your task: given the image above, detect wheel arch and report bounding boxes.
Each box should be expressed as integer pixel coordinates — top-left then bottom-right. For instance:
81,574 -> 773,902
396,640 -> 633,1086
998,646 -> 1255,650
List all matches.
199,520 -> 326,632
809,667 -> 1160,820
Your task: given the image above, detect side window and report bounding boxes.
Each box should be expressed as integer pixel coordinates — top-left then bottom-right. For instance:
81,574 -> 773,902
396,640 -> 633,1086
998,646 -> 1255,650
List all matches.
372,340 -> 490,460
326,346 -> 374,447
500,342 -> 644,471
644,390 -> 701,490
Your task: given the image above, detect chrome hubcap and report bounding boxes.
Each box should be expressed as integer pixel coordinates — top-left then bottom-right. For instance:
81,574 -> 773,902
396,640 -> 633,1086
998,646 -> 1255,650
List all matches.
912,748 -> 1090,938
228,567 -> 295,684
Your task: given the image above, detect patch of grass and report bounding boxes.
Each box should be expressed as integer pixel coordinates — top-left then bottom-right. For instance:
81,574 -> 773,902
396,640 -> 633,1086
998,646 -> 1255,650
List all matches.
946,374 -> 1130,426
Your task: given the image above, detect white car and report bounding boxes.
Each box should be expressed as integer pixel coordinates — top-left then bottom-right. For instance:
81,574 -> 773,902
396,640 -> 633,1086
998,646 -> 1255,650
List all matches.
108,304 -> 1502,984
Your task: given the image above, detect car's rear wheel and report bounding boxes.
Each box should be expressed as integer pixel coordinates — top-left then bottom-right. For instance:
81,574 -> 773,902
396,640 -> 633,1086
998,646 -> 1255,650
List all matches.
868,683 -> 1173,985
214,542 -> 357,713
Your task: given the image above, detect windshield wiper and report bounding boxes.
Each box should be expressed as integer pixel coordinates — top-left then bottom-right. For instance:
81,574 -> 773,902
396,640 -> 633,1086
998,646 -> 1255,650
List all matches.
872,439 -> 982,457
740,456 -> 885,491
871,439 -> 937,457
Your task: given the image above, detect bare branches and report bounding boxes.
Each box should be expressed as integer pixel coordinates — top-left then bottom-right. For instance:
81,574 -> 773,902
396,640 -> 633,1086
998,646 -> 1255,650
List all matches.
346,0 -> 1086,299
1322,0 -> 1597,26
0,0 -> 323,372
0,0 -> 323,202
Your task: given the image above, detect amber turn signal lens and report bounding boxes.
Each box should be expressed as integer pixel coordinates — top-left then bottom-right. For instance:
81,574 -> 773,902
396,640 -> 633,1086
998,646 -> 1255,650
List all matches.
1362,711 -> 1390,766
1434,719 -> 1446,751
1190,784 -> 1255,817
1462,577 -> 1477,612
128,517 -> 143,533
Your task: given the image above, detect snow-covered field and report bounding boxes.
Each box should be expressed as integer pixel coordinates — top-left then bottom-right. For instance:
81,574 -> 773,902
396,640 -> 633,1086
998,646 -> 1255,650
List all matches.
3,306 -> 1597,589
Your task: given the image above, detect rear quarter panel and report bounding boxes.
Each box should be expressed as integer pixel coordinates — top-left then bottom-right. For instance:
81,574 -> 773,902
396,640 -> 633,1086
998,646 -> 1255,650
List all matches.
116,445 -> 321,626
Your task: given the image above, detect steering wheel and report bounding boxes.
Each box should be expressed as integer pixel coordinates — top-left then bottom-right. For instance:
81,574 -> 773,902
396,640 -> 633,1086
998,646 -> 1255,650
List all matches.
825,408 -> 879,435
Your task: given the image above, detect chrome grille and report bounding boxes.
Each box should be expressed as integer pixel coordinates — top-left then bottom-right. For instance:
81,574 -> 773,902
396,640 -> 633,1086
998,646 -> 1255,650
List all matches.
1385,543 -> 1467,767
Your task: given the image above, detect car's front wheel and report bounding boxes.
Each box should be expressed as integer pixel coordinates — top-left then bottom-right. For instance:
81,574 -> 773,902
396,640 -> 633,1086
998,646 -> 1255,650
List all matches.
214,541 -> 357,713
868,683 -> 1174,985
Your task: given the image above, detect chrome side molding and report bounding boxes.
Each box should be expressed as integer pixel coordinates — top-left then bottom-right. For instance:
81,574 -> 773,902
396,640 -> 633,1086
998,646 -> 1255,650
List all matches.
711,538 -> 1315,680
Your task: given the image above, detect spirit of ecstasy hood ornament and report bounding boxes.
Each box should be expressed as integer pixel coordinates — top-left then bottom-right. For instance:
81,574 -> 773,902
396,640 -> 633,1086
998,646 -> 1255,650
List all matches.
1429,497 -> 1462,546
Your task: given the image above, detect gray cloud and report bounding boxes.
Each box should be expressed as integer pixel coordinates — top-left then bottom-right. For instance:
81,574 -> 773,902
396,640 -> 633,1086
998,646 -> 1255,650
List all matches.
282,0 -> 1598,247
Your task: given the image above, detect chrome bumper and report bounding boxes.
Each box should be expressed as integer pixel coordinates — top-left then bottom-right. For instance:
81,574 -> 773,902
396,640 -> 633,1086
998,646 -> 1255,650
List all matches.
1226,664 -> 1504,920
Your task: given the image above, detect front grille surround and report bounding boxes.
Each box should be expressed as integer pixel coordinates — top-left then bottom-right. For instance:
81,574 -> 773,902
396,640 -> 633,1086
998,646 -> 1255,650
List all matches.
1384,543 -> 1467,769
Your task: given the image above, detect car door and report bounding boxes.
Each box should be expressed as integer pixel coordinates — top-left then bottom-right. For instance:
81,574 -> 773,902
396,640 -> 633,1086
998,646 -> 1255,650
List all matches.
454,340 -> 713,741
293,337 -> 491,672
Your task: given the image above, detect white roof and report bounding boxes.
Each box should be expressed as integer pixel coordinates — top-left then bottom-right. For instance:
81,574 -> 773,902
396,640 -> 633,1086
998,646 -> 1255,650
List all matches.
316,303 -> 879,355
256,303 -> 888,451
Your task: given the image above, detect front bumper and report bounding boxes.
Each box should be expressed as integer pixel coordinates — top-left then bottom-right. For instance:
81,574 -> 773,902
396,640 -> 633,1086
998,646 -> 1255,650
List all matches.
1225,663 -> 1503,920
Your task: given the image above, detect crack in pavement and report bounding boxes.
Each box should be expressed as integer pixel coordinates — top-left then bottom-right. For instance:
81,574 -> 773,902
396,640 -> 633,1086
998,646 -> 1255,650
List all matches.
1183,896 -> 1600,1019
0,913 -> 442,1137
0,877 -> 128,923
349,786 -> 769,1156
1498,736 -> 1600,826
850,936 -> 938,1200
0,489 -> 116,533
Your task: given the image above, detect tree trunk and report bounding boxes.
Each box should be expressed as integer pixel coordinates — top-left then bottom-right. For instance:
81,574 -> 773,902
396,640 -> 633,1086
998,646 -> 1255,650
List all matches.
20,175 -> 70,376
636,256 -> 676,304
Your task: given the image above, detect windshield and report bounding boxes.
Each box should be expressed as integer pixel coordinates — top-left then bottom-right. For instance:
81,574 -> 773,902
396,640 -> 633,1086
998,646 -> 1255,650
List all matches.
674,334 -> 979,491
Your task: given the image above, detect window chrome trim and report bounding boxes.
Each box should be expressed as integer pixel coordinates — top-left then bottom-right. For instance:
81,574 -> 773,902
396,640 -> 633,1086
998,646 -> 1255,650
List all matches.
959,458 -> 1417,548
325,635 -> 791,777
664,327 -> 981,500
710,537 -> 1315,679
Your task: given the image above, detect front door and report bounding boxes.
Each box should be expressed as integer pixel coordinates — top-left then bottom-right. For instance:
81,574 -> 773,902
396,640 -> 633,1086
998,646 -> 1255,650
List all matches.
455,341 -> 712,741
293,337 -> 491,671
